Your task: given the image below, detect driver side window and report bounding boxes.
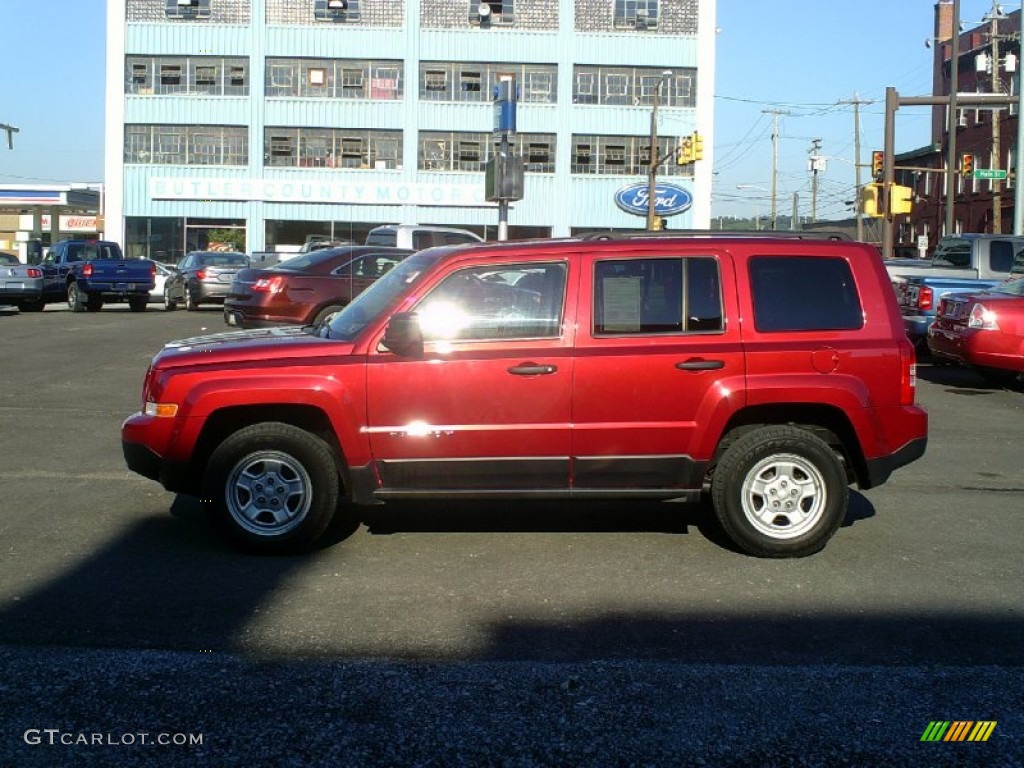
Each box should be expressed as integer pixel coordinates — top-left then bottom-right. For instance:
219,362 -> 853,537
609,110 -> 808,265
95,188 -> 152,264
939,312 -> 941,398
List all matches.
415,262 -> 567,342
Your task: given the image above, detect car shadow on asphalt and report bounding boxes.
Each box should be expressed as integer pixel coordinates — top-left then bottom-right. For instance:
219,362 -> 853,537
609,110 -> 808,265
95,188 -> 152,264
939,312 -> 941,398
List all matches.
358,491 -> 876,556
917,361 -> 1023,393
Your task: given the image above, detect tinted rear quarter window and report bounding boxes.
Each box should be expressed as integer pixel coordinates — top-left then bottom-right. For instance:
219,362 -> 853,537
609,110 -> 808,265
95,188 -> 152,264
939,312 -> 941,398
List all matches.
989,240 -> 1015,273
749,256 -> 863,332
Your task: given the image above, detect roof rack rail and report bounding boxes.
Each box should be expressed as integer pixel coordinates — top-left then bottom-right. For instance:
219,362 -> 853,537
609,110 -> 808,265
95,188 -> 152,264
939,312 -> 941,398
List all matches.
578,229 -> 852,242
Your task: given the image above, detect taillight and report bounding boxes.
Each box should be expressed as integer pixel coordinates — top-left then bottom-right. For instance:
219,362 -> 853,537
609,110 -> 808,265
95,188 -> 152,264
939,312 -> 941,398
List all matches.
252,275 -> 285,294
196,269 -> 207,280
898,338 -> 917,406
26,268 -> 42,278
82,263 -> 93,277
967,302 -> 1000,330
150,263 -> 156,278
917,286 -> 933,310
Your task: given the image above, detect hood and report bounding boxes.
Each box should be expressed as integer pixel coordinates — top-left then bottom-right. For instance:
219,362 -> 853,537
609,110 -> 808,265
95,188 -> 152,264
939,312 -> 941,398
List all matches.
154,325 -> 355,369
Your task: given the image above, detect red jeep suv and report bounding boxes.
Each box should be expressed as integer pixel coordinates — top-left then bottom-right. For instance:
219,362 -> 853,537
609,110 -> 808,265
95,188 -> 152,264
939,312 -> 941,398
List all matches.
123,234 -> 927,558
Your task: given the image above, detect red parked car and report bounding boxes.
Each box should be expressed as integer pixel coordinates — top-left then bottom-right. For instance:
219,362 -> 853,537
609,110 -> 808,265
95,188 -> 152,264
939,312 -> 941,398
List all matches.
927,275 -> 1024,385
223,245 -> 414,328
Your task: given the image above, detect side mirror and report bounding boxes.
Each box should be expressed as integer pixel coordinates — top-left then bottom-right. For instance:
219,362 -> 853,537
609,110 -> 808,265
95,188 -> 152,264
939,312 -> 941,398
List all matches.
381,312 -> 423,357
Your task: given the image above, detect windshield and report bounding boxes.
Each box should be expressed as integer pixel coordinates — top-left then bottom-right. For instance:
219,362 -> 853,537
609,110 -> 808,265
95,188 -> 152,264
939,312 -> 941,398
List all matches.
323,250 -> 444,341
992,275 -> 1024,296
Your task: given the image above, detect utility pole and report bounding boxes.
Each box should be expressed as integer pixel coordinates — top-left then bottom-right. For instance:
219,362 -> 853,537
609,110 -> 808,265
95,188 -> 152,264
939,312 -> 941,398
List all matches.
763,109 -> 788,230
946,0 -> 961,237
809,138 -> 822,222
646,71 -> 672,230
840,94 -> 870,241
989,1 -> 1004,233
0,122 -> 18,149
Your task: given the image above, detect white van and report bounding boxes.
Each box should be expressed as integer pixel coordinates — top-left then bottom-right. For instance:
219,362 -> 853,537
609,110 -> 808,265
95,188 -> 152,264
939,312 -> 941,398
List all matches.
364,225 -> 483,250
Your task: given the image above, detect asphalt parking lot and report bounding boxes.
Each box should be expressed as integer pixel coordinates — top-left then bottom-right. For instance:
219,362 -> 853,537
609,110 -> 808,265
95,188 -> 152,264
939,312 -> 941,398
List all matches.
1,303 -> 1022,767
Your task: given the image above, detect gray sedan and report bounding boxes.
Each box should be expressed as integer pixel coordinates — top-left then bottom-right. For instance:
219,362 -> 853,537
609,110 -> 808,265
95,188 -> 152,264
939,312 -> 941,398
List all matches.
164,250 -> 248,311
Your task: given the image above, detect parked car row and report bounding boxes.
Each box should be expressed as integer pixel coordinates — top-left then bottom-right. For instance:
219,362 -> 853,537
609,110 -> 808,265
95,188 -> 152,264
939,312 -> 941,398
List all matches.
927,275 -> 1024,386
0,240 -> 155,312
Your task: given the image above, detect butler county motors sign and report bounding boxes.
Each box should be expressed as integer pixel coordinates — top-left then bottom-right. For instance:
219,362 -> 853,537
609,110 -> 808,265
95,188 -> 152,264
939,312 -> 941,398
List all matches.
614,182 -> 692,217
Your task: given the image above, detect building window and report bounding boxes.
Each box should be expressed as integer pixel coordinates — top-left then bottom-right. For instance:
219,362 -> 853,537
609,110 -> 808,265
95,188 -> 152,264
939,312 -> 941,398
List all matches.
313,0 -> 362,22
341,68 -> 365,97
613,0 -> 659,30
264,128 -> 403,170
124,125 -> 247,166
424,69 -> 448,94
126,56 -> 248,96
419,62 -> 556,104
165,0 -> 211,20
470,0 -> 515,26
460,71 -> 482,95
265,58 -> 403,100
160,63 -> 184,91
573,65 -> 695,107
419,131 -> 556,173
572,134 -> 684,176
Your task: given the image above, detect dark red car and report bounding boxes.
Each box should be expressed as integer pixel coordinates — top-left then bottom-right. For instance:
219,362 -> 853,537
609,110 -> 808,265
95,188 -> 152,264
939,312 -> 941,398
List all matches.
927,276 -> 1024,385
223,245 -> 414,328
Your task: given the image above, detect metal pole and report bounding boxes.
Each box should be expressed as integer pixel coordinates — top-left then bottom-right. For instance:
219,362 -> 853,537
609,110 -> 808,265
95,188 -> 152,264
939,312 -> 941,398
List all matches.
1015,1 -> 1024,234
498,136 -> 509,241
945,0 -> 961,236
883,87 -> 897,259
852,95 -> 864,241
646,77 -> 662,231
992,4 -> 1003,233
771,112 -> 779,229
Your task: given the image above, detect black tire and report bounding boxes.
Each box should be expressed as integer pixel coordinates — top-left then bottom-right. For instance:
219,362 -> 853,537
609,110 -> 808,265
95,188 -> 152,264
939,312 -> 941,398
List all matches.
128,296 -> 148,312
203,422 -> 341,554
17,299 -> 45,312
312,304 -> 344,327
710,425 -> 848,558
164,285 -> 176,310
67,282 -> 86,312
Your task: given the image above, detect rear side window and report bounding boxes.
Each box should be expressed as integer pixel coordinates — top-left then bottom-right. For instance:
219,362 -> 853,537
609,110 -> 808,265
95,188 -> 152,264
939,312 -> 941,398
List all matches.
989,240 -> 1015,273
749,256 -> 863,332
593,257 -> 723,335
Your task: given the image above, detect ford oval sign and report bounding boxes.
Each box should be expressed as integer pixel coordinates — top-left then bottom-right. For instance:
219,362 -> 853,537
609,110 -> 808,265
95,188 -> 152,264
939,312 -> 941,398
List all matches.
614,182 -> 692,217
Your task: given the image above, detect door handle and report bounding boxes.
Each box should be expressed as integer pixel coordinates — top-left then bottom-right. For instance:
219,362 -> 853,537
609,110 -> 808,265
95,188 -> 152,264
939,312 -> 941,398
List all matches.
508,363 -> 558,376
676,358 -> 725,371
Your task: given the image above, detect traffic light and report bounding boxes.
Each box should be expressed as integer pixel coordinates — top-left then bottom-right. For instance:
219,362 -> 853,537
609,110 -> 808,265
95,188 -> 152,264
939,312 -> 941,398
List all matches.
889,184 -> 913,215
859,183 -> 882,217
692,132 -> 704,161
871,151 -> 884,180
651,215 -> 665,231
677,135 -> 693,165
961,153 -> 975,178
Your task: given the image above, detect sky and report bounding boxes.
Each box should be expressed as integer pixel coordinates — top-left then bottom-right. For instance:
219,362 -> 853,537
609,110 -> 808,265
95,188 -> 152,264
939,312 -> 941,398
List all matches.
0,1 -> 1008,221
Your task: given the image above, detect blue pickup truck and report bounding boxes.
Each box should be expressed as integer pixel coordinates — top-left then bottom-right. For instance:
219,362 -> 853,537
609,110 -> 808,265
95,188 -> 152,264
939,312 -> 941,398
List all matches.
886,234 -> 1024,350
35,240 -> 156,312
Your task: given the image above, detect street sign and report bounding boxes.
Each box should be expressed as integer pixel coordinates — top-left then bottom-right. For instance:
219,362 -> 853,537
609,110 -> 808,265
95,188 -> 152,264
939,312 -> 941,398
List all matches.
974,169 -> 1008,180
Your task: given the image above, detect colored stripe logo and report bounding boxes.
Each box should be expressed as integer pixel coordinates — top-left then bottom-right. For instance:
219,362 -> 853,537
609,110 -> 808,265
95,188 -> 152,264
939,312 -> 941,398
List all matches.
921,721 -> 997,742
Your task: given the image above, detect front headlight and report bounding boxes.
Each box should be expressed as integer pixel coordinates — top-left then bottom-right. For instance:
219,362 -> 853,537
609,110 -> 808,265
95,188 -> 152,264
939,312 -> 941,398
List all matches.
144,402 -> 179,418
